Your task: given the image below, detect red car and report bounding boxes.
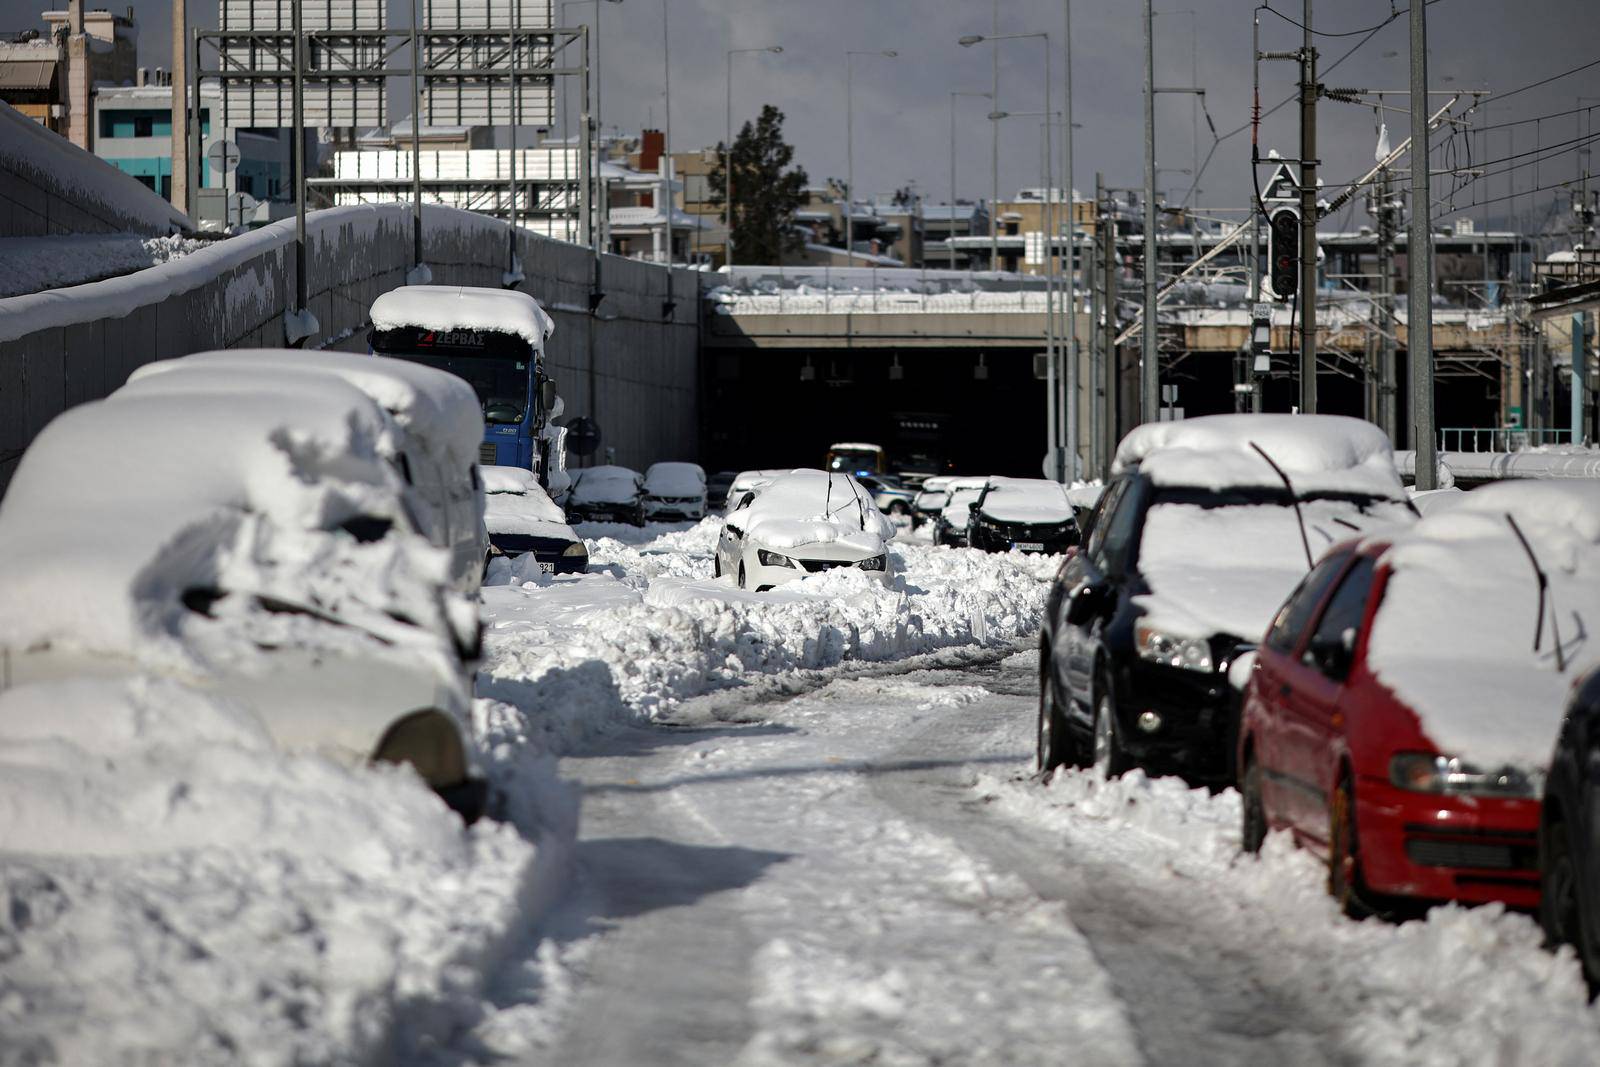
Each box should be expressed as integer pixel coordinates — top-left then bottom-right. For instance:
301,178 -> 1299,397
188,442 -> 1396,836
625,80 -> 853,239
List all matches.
1238,536 -> 1543,913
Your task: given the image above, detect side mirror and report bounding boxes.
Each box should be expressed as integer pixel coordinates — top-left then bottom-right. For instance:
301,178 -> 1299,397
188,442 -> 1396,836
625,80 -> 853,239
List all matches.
540,378 -> 559,412
1065,581 -> 1107,627
1307,628 -> 1356,679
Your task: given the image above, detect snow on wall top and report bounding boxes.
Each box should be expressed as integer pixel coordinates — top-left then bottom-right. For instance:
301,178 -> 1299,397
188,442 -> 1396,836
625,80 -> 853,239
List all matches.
369,284 -> 555,349
131,349 -> 486,476
0,98 -> 190,236
1113,414 -> 1405,499
1366,480 -> 1600,772
731,469 -> 894,551
0,372 -> 448,667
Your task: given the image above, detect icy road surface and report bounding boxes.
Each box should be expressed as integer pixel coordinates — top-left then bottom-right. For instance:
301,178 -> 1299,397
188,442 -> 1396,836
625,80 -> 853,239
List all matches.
441,522 -> 1600,1067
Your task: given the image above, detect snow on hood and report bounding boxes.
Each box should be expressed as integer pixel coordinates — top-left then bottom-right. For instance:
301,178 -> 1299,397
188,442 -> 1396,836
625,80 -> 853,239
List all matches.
973,478 -> 1073,524
570,465 -> 644,505
644,461 -> 707,497
0,373 -> 456,670
1113,414 -> 1405,500
732,469 -> 893,552
369,284 -> 555,349
1366,480 -> 1600,773
482,466 -> 574,535
130,349 -> 487,478
730,468 -> 794,496
1136,496 -> 1415,642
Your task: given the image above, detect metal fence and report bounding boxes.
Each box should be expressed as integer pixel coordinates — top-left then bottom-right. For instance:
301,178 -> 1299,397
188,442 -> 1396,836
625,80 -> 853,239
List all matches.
1437,426 -> 1574,453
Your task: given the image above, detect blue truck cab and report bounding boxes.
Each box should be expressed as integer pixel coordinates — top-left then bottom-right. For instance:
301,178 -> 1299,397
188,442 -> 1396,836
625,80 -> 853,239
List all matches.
368,285 -> 558,477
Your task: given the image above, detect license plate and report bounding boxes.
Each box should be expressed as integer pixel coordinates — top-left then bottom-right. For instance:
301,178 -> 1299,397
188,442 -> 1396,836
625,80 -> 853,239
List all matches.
1015,541 -> 1045,552
538,561 -> 556,573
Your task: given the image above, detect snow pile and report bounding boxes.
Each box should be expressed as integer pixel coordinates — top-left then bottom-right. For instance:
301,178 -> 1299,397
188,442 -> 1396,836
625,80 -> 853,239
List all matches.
477,521 -> 1062,734
1367,480 -> 1600,772
369,285 -> 555,348
0,233 -> 206,298
979,767 -> 1600,1064
0,675 -> 542,1065
1115,413 -> 1406,499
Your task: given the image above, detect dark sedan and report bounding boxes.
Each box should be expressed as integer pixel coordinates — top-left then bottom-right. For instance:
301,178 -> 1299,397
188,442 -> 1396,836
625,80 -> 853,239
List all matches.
1542,666 -> 1600,994
967,478 -> 1080,554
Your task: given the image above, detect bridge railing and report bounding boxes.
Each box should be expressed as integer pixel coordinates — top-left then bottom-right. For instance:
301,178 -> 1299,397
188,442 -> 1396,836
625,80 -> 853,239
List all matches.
1437,426 -> 1573,453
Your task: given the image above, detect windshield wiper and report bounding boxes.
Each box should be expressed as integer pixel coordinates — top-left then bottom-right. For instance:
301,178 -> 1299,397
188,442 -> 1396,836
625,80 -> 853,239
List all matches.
1506,513 -> 1567,672
1248,441 -> 1314,570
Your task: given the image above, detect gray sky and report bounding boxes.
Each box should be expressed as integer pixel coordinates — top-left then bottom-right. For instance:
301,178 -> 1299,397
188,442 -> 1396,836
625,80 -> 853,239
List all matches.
8,0 -> 1596,228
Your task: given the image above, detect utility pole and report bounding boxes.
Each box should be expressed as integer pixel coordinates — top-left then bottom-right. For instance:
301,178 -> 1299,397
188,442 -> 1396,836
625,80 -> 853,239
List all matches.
990,0 -> 1001,273
1102,182 -> 1119,471
1298,0 -> 1318,414
1408,0 -> 1437,488
1140,0 -> 1158,424
1062,0 -> 1078,479
170,0 -> 189,216
1374,168 -> 1398,440
409,0 -> 424,269
1089,171 -> 1103,476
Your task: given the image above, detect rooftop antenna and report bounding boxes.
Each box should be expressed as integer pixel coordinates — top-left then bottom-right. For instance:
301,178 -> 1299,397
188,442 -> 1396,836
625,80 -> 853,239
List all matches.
1506,513 -> 1567,672
1249,441 -> 1314,570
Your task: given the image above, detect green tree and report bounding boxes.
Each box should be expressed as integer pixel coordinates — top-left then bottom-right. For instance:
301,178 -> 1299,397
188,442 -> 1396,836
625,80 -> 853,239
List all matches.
706,104 -> 809,265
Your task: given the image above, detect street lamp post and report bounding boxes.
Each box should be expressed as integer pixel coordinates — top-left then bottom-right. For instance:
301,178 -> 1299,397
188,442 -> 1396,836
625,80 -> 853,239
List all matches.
660,0 -> 672,264
949,90 -> 991,271
724,45 -> 784,269
846,49 -> 898,266
561,0 -> 622,251
962,30 -> 1057,479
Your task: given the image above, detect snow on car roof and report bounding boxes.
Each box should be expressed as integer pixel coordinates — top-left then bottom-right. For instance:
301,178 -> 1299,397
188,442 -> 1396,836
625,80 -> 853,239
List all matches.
1366,480 -> 1600,772
729,468 -> 794,492
974,478 -> 1073,524
481,464 -> 541,494
130,349 -> 486,474
644,462 -> 707,494
1113,414 -> 1405,499
570,465 -> 643,504
828,442 -> 883,452
0,372 -> 416,661
733,469 -> 893,550
481,467 -> 571,530
369,285 -> 555,349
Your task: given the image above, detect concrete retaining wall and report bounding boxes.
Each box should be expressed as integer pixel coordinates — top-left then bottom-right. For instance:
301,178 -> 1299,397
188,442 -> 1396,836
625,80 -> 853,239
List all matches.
0,202 -> 700,493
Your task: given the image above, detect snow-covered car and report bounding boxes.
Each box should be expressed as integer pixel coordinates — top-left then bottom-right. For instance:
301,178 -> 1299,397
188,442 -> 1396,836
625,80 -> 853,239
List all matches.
857,474 -> 917,518
567,464 -> 646,524
1038,414 -> 1415,784
1066,483 -> 1106,528
1241,481 -> 1600,915
643,461 -> 709,521
933,477 -> 995,547
707,469 -> 739,508
967,478 -> 1080,554
715,469 -> 895,591
129,348 -> 491,597
723,468 -> 792,512
0,367 -> 489,821
481,465 -> 587,574
911,475 -> 955,529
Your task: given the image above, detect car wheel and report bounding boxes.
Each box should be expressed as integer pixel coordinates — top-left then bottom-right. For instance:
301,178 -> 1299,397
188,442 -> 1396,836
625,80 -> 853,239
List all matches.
1092,673 -> 1132,780
1542,821 -> 1600,991
737,562 -> 747,590
889,501 -> 910,516
1241,757 -> 1267,854
1329,776 -> 1371,918
1037,645 -> 1083,774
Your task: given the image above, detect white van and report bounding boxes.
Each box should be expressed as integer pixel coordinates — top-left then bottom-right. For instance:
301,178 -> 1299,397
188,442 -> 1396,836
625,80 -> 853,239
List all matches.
129,349 -> 491,594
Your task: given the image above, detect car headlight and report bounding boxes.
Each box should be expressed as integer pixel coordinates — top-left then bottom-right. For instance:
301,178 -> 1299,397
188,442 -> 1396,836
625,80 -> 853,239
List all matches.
1388,753 -> 1537,797
757,549 -> 795,568
1134,621 -> 1214,672
858,554 -> 887,572
562,541 -> 588,558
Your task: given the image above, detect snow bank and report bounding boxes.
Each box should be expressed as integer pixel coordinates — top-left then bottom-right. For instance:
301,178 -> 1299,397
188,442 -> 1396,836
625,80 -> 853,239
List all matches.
1115,414 -> 1406,499
369,285 -> 555,349
0,675 -> 544,1066
0,233 -> 205,298
477,520 -> 1061,730
979,768 -> 1600,1064
1367,480 -> 1600,772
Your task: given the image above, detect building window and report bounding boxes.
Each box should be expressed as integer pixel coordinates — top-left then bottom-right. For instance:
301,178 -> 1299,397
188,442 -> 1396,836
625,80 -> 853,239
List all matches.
133,115 -> 153,137
135,174 -> 155,191
685,174 -> 709,203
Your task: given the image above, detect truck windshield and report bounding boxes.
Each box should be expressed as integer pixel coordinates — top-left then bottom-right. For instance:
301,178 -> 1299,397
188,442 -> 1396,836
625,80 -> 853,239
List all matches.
369,327 -> 533,425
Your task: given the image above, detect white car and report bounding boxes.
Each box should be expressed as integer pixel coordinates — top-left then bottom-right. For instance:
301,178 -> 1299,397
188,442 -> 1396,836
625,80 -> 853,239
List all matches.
481,465 -> 587,573
723,468 -> 792,512
0,365 -> 489,821
567,465 -> 645,524
856,474 -> 917,518
715,469 -> 895,591
129,348 -> 491,597
643,461 -> 709,521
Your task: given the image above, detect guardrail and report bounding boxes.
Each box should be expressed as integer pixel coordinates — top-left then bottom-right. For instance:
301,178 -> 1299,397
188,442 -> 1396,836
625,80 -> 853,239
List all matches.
1436,426 -> 1572,453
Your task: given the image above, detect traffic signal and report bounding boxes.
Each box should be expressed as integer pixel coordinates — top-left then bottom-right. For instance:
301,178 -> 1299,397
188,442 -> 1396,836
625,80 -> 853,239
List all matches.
1268,207 -> 1300,301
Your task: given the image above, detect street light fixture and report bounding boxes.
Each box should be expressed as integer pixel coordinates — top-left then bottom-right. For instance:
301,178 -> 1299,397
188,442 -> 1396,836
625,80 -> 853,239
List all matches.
846,49 -> 899,266
724,45 -> 784,268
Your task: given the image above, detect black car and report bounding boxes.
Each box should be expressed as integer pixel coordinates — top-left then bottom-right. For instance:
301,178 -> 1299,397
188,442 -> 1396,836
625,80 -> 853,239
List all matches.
967,479 -> 1080,554
1541,666 -> 1600,994
933,479 -> 991,547
1037,468 -> 1407,783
